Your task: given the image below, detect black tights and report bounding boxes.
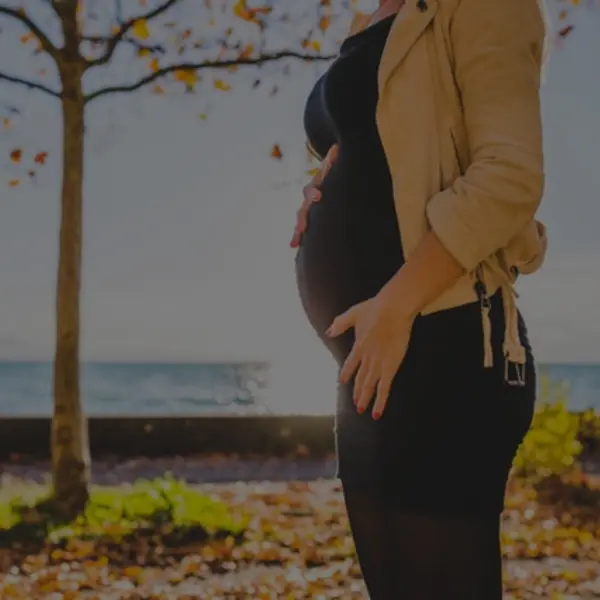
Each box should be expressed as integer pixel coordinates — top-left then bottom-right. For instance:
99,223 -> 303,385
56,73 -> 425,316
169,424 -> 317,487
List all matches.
343,485 -> 504,600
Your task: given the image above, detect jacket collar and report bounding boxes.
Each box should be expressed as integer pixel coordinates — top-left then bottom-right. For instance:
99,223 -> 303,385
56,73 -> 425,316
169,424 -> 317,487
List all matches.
378,0 -> 439,90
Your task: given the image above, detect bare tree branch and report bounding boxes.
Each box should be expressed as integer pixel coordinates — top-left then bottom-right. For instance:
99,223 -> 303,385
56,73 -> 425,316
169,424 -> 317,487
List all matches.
0,6 -> 58,59
85,51 -> 336,103
82,35 -> 166,57
86,0 -> 182,68
0,71 -> 61,97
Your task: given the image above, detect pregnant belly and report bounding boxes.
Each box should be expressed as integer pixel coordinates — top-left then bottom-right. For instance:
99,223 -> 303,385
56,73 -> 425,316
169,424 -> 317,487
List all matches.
294,156 -> 403,340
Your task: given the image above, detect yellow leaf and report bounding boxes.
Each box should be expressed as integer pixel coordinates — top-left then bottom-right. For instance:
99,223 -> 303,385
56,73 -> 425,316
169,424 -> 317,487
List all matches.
214,79 -> 232,91
174,69 -> 198,86
8,179 -> 20,187
149,57 -> 160,72
199,113 -> 207,120
233,0 -> 251,20
132,19 -> 150,40
137,47 -> 152,57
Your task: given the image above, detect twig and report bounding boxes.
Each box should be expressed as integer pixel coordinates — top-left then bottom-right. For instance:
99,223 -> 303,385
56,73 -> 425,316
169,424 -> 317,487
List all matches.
0,72 -> 60,98
86,0 -> 182,67
81,35 -> 166,56
85,51 -> 335,103
0,6 -> 58,59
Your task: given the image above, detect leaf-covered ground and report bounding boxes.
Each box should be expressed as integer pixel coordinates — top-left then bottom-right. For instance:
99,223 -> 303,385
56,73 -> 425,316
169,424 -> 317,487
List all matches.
0,465 -> 599,599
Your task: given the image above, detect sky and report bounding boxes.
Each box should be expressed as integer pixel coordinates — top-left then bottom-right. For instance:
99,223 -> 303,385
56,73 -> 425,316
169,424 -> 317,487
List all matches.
0,0 -> 599,367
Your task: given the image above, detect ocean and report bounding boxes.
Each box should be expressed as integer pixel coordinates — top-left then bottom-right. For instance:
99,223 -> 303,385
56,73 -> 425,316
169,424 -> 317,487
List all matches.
0,361 -> 599,416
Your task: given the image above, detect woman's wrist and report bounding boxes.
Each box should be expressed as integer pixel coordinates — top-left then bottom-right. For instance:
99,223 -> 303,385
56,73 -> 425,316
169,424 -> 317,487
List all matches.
376,231 -> 465,322
378,267 -> 421,322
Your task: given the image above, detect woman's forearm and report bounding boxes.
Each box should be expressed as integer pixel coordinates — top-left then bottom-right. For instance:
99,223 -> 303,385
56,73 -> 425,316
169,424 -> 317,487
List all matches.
380,230 -> 465,319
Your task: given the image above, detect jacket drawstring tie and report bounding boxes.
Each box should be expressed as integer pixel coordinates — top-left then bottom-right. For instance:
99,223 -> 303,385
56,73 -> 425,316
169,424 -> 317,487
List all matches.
475,265 -> 527,386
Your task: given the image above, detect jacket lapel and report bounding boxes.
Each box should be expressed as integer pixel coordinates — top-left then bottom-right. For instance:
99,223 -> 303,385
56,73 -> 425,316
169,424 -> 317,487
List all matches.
378,0 -> 439,90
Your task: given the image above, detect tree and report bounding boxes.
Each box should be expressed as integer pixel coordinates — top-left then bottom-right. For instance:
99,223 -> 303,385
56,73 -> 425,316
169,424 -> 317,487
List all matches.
0,0 -> 339,518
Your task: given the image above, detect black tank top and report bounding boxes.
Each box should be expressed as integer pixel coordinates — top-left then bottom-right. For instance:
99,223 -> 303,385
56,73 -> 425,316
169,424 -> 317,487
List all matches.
295,15 -> 404,343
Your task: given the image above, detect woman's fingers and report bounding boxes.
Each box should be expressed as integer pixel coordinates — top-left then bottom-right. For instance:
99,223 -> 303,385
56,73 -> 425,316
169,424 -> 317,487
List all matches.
371,364 -> 395,419
290,144 -> 338,248
355,359 -> 379,414
324,143 -> 339,171
339,341 -> 362,385
353,355 -> 370,402
290,186 -> 322,248
326,302 -> 361,339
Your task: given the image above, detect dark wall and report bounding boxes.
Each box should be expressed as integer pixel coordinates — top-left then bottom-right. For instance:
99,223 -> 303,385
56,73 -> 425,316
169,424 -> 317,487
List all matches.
0,416 -> 335,459
1,414 -> 598,466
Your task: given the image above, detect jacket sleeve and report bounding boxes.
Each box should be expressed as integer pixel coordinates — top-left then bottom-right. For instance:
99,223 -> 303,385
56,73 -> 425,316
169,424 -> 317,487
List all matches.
425,0 -> 547,272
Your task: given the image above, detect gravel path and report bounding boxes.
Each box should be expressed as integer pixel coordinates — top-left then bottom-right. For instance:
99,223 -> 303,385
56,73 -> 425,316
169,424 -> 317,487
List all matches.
0,454 -> 338,486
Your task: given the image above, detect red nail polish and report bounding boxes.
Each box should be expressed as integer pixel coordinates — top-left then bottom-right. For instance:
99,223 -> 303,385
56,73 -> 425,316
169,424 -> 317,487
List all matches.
357,405 -> 365,414
373,411 -> 381,420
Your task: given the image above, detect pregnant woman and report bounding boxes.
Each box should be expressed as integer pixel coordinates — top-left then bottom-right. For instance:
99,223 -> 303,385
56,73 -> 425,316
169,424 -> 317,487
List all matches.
293,0 -> 548,597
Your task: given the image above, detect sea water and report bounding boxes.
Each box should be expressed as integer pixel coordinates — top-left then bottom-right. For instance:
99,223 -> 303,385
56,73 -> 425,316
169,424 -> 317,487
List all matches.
0,361 -> 598,416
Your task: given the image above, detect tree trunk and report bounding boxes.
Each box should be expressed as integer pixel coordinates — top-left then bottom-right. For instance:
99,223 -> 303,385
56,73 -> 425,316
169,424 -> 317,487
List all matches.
51,64 -> 90,518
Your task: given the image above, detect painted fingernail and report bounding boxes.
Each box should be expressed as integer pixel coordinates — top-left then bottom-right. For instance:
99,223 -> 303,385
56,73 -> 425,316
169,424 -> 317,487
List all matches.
372,411 -> 381,420
357,405 -> 365,414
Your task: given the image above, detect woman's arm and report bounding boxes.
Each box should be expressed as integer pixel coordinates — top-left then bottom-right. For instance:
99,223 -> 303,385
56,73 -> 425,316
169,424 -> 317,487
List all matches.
381,0 -> 547,315
379,230 -> 464,320
425,0 -> 546,274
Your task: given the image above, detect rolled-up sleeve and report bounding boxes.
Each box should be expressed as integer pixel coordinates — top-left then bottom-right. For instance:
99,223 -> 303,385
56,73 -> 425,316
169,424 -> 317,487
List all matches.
425,0 -> 546,272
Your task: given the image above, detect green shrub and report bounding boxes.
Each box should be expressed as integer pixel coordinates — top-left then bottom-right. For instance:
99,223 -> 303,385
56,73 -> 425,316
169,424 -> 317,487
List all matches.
513,376 -> 583,479
0,475 -> 248,546
578,408 -> 600,441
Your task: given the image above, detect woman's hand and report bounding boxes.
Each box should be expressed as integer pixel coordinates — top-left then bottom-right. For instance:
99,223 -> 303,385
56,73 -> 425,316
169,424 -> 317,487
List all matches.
290,144 -> 339,248
326,289 -> 416,419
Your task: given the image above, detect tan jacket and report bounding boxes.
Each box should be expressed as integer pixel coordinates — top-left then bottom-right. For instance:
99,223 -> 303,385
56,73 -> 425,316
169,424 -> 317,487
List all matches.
311,0 -> 548,381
